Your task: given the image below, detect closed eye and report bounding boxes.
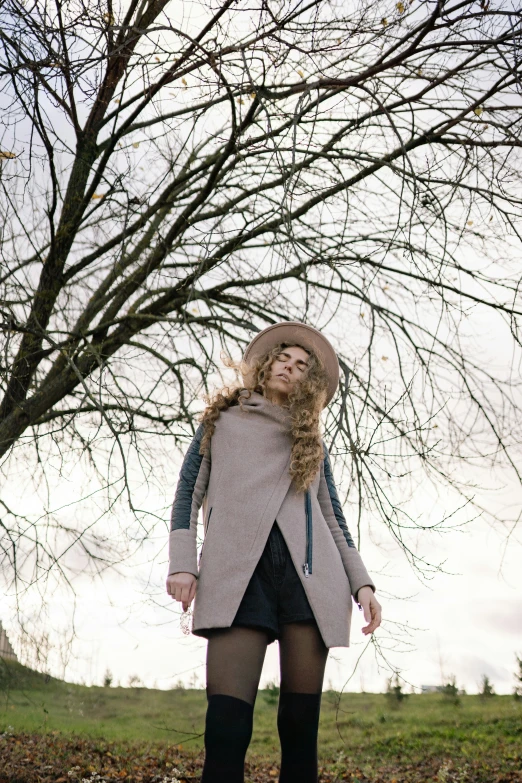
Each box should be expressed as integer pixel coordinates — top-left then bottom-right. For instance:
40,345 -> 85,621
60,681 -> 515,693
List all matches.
277,352 -> 308,370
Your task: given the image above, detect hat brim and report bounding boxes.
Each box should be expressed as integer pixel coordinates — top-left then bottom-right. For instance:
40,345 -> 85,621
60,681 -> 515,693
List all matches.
243,321 -> 339,407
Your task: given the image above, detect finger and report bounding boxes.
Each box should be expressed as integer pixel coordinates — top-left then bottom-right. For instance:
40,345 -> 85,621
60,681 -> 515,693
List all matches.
363,610 -> 381,634
361,606 -> 375,634
362,601 -> 371,624
181,585 -> 190,607
189,580 -> 197,605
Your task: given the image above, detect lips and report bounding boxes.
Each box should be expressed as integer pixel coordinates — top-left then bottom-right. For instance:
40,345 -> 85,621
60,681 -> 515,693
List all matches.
277,373 -> 290,382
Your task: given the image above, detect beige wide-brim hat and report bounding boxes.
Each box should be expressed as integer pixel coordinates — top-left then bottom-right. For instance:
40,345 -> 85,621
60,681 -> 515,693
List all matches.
243,321 -> 340,407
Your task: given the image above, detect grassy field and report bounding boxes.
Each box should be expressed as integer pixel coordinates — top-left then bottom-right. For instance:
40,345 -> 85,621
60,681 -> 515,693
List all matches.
1,660 -> 521,782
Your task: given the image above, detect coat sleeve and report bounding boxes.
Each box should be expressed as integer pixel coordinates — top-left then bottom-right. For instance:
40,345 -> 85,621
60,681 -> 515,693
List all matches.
167,424 -> 211,578
317,442 -> 376,602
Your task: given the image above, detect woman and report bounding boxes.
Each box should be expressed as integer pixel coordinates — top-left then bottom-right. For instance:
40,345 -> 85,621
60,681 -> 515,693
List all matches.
166,321 -> 381,783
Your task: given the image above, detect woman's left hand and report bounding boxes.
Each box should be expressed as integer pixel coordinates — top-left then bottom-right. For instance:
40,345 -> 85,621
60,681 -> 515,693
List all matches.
357,586 -> 382,635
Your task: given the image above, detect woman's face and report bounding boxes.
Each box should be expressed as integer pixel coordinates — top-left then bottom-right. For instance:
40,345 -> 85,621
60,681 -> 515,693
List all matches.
264,345 -> 310,404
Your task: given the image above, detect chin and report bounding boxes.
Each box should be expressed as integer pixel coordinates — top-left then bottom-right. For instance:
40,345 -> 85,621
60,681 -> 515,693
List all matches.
268,381 -> 291,400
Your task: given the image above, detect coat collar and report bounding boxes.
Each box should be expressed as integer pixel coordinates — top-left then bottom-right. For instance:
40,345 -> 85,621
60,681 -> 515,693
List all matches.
238,389 -> 291,426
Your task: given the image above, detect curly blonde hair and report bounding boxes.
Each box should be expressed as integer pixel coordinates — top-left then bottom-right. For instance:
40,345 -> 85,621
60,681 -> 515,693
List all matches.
199,342 -> 329,492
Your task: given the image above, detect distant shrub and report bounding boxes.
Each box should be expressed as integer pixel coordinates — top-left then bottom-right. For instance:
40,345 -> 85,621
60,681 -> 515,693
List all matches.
103,669 -> 113,688
262,680 -> 280,706
441,675 -> 460,706
479,675 -> 495,698
128,674 -> 143,688
385,674 -> 408,707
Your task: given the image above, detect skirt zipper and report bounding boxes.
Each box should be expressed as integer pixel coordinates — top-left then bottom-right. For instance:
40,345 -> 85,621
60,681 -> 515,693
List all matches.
303,491 -> 312,577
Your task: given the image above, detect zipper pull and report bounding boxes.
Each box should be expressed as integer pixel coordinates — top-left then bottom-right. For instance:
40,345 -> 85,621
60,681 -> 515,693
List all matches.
303,563 -> 310,578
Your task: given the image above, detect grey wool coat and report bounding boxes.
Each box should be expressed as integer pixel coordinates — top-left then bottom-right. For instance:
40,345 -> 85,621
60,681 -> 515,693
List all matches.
168,391 -> 375,649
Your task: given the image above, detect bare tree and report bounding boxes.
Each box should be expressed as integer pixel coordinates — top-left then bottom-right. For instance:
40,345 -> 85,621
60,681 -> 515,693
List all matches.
0,0 -> 521,602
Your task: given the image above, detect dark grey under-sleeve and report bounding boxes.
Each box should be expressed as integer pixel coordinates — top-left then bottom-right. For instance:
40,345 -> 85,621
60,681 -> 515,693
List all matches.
170,424 -> 205,532
322,443 -> 356,548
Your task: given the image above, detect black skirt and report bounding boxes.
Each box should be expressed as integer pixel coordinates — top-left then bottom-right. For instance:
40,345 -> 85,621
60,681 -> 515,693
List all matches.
194,521 -> 315,644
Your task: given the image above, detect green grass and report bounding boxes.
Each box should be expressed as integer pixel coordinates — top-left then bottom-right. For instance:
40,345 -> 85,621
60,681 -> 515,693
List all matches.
1,659 -> 521,766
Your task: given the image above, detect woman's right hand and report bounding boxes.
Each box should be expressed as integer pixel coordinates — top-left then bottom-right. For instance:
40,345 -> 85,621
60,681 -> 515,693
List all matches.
166,572 -> 197,612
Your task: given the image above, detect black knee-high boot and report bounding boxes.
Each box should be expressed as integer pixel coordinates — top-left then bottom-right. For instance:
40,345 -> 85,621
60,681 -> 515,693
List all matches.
201,694 -> 254,783
277,692 -> 322,783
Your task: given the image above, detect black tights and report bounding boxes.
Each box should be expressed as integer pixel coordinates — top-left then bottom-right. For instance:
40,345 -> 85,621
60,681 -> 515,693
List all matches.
201,621 -> 328,783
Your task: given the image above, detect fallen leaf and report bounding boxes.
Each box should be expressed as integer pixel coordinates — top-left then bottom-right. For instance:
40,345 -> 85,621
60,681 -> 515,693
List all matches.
382,356 -> 388,361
